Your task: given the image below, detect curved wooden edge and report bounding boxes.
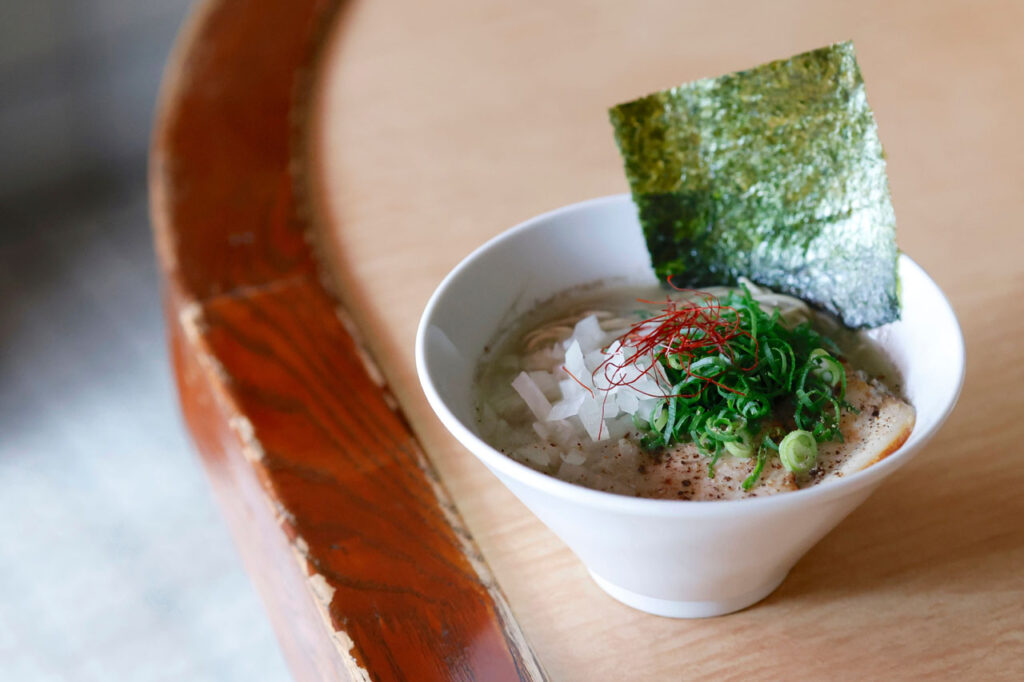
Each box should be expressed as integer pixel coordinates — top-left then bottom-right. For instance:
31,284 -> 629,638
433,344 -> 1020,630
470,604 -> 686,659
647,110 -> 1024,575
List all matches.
149,0 -> 546,679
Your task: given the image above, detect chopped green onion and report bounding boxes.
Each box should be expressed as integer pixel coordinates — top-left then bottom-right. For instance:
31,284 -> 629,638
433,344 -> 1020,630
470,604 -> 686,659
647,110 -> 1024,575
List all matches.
640,433 -> 663,450
809,348 -> 844,388
706,413 -> 741,441
688,356 -> 728,378
707,449 -> 723,478
736,393 -> 769,419
741,440 -> 770,490
664,398 -> 678,443
779,429 -> 818,474
624,285 -> 851,490
652,405 -> 668,432
724,429 -> 754,458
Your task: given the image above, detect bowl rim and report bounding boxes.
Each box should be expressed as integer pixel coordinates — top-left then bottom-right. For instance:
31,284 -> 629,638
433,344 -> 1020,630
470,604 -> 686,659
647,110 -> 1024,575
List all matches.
415,194 -> 966,517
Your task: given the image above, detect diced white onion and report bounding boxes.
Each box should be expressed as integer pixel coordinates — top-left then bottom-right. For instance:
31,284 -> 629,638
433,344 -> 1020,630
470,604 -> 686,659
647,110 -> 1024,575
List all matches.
527,370 -> 559,399
563,340 -> 591,391
511,371 -> 552,421
566,315 -> 606,354
548,393 -> 585,421
616,387 -> 639,414
576,394 -> 606,441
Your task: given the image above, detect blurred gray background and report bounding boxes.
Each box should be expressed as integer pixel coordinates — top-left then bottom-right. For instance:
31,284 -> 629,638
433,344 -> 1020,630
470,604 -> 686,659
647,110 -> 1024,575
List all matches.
0,1 -> 290,679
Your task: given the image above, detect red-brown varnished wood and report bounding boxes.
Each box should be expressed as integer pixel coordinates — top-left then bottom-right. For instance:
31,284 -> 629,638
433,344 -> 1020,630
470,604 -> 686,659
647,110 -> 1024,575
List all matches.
151,0 -> 329,299
150,0 -> 545,679
168,283 -> 354,682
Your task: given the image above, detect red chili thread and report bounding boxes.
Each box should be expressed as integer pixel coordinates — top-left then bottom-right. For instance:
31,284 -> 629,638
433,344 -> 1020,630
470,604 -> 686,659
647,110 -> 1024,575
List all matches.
593,285 -> 760,402
560,365 -> 595,398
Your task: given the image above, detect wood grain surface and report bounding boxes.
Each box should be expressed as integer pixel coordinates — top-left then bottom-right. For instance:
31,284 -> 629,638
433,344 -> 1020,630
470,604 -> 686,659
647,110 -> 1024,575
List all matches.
151,0 -> 546,679
308,0 -> 1024,679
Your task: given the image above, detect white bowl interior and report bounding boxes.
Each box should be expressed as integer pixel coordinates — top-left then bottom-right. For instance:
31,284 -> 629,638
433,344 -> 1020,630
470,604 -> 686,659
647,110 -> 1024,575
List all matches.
420,196 -> 658,433
863,258 -> 964,453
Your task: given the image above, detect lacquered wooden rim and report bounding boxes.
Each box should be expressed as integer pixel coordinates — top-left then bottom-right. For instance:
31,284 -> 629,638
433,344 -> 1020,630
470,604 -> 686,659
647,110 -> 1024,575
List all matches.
149,0 -> 546,679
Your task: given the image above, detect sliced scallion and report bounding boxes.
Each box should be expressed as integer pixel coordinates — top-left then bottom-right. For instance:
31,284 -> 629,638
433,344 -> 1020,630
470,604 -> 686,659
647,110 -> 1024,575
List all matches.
610,284 -> 852,490
779,429 -> 818,474
724,429 -> 754,458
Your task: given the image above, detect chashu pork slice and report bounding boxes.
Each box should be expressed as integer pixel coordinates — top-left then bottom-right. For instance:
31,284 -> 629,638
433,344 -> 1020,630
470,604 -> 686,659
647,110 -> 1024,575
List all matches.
809,368 -> 915,485
634,368 -> 915,501
634,444 -> 799,501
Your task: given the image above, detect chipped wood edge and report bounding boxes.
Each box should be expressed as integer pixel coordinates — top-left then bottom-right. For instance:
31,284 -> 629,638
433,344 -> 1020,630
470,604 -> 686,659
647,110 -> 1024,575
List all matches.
148,0 -> 372,676
289,13 -> 547,676
178,296 -> 372,679
150,0 -> 548,678
291,16 -> 547,678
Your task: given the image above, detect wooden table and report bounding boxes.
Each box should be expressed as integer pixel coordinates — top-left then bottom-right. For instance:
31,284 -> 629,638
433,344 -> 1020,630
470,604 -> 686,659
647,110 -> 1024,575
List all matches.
152,0 -> 1024,679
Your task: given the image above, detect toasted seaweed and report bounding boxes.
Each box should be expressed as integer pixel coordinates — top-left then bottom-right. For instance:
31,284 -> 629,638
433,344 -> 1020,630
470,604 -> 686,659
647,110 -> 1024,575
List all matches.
609,41 -> 899,328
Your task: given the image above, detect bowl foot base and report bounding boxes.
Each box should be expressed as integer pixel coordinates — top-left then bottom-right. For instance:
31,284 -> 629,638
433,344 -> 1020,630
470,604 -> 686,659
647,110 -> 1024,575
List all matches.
588,569 -> 789,618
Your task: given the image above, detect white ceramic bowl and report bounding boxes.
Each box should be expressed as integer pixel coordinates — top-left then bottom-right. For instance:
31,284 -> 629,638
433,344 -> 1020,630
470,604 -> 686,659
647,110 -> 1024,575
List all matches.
415,195 -> 964,618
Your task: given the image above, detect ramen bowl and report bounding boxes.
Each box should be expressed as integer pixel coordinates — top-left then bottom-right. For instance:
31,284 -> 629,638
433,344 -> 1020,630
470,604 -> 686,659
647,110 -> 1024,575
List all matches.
415,194 -> 964,618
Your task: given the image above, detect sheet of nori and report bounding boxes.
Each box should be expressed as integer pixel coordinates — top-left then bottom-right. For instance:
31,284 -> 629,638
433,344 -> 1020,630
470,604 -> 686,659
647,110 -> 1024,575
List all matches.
609,42 -> 899,328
